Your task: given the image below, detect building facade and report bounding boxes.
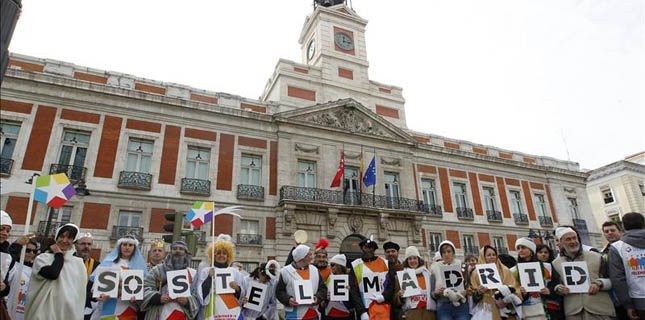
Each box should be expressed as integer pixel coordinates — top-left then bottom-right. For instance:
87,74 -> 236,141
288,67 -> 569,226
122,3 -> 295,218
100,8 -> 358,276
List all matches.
586,152 -> 645,243
0,4 -> 602,270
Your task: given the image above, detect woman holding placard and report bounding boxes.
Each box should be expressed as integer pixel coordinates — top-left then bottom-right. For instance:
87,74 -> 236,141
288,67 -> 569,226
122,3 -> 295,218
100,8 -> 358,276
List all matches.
90,235 -> 149,320
470,245 -> 521,320
430,241 -> 470,320
241,261 -> 279,320
534,244 -> 564,320
394,246 -> 436,320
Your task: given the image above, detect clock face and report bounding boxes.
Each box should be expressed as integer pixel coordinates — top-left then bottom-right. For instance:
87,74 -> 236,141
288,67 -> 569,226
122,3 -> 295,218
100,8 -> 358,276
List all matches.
334,32 -> 354,51
307,39 -> 316,61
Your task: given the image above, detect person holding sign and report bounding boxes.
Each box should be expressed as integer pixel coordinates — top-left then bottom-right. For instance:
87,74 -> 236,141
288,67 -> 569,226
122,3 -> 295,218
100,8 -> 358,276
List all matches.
349,237 -> 392,320
6,239 -> 38,320
430,240 -> 470,320
276,244 -> 327,320
534,244 -> 564,320
24,223 -> 87,320
470,245 -> 520,320
551,227 -> 615,319
90,235 -> 149,320
383,241 -> 404,320
197,234 -> 246,320
141,240 -> 200,320
242,261 -> 279,320
146,239 -> 167,270
321,254 -> 365,320
511,237 -> 560,320
393,246 -> 435,320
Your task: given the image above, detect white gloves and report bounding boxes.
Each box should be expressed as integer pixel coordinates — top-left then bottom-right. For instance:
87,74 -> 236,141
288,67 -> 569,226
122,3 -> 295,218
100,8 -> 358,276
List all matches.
361,312 -> 369,320
374,294 -> 385,303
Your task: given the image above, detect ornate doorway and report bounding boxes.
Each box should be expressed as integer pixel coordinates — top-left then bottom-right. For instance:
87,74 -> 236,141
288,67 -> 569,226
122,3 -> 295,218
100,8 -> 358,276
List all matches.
339,234 -> 366,266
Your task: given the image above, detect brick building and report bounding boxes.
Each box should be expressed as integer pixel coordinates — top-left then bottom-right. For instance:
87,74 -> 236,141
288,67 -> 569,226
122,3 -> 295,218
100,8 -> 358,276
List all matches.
0,4 -> 602,269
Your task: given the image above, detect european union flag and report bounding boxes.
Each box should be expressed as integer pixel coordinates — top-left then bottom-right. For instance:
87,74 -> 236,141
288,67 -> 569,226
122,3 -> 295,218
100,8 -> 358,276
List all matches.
363,156 -> 376,187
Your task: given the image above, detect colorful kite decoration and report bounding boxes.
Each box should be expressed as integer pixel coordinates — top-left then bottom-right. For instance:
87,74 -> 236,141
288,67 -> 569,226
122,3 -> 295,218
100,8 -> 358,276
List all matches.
185,203 -> 243,228
33,173 -> 76,209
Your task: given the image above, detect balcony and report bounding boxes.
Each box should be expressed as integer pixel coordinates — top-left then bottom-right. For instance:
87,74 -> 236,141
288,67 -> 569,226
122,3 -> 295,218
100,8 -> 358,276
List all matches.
464,246 -> 479,256
110,225 -> 144,242
539,216 -> 553,227
279,186 -> 429,214
497,247 -> 509,255
37,221 -> 65,237
0,158 -> 14,176
486,210 -> 503,223
513,213 -> 529,225
420,204 -> 443,217
118,171 -> 152,190
180,178 -> 211,196
49,163 -> 86,182
456,207 -> 474,220
237,184 -> 265,201
237,233 -> 262,245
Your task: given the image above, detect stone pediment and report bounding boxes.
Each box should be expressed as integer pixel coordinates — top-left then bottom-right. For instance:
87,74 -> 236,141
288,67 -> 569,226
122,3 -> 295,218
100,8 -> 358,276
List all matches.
275,99 -> 414,143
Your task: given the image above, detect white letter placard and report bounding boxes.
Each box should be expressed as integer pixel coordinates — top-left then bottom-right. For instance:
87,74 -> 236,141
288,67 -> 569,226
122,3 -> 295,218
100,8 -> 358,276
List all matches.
518,262 -> 545,292
244,280 -> 268,312
361,271 -> 382,298
294,279 -> 314,304
476,264 -> 502,289
93,267 -> 120,298
561,262 -> 590,293
397,269 -> 421,298
121,269 -> 144,300
440,265 -> 464,292
214,267 -> 235,294
167,269 -> 192,298
329,274 -> 349,301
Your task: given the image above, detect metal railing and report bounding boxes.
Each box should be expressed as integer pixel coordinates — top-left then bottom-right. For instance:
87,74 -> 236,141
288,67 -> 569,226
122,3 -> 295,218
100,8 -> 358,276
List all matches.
237,233 -> 262,245
464,246 -> 479,256
237,184 -> 265,201
180,178 -> 211,196
0,158 -> 13,176
37,221 -> 65,237
279,186 -> 430,214
539,216 -> 553,227
420,204 -> 443,217
513,213 -> 529,225
49,163 -> 86,182
118,171 -> 152,190
456,207 -> 474,220
486,210 -> 503,222
110,225 -> 144,242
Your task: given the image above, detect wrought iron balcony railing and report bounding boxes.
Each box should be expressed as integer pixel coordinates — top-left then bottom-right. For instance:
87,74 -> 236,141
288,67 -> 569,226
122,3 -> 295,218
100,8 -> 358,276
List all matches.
420,204 -> 443,217
0,158 -> 14,176
50,163 -> 86,182
237,184 -> 265,201
110,225 -> 144,242
37,221 -> 65,236
486,210 -> 503,223
497,247 -> 509,255
118,171 -> 152,190
456,207 -> 474,220
539,216 -> 553,227
464,246 -> 479,256
237,233 -> 262,245
180,178 -> 211,196
279,186 -> 429,214
513,213 -> 529,225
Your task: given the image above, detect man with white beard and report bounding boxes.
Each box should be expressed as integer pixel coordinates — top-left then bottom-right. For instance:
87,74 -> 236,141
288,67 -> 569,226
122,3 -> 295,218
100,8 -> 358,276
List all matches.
552,227 -> 615,319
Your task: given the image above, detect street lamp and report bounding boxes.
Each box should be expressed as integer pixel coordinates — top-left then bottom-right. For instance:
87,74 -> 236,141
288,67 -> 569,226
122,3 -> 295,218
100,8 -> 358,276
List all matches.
528,228 -> 554,248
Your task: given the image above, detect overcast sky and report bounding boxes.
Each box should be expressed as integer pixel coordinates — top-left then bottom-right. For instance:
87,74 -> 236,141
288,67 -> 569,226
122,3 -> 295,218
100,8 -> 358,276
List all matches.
7,0 -> 644,170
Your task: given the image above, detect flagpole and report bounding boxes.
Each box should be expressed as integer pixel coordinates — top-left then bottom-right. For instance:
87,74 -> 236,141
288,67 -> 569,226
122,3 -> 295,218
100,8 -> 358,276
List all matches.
11,176 -> 37,318
210,201 -> 215,319
373,148 -> 376,205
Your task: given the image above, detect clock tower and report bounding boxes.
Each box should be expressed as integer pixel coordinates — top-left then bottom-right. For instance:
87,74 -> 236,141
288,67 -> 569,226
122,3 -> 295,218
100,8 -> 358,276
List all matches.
261,2 -> 407,128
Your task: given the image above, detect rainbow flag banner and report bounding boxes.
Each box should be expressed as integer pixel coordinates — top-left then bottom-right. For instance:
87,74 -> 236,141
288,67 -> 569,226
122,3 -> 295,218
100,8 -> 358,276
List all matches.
34,173 -> 76,209
185,201 -> 214,228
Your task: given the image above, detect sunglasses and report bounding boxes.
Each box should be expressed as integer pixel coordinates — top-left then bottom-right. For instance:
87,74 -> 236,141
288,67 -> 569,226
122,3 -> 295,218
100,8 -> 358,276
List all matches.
26,249 -> 38,253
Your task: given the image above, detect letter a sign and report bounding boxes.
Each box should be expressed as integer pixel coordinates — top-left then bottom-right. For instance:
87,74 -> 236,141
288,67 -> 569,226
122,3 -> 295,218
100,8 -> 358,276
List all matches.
561,262 -> 590,293
476,263 -> 502,289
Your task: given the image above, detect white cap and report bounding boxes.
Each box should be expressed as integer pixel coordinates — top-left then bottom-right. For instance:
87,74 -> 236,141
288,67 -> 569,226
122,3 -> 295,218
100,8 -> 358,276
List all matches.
555,227 -> 576,240
1,210 -> 12,229
55,223 -> 80,242
515,237 -> 536,253
292,244 -> 310,262
438,240 -> 456,256
329,254 -> 347,267
405,246 -> 421,261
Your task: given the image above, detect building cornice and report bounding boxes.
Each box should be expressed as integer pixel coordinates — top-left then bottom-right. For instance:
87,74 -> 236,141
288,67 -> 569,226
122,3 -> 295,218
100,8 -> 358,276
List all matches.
587,160 -> 645,183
